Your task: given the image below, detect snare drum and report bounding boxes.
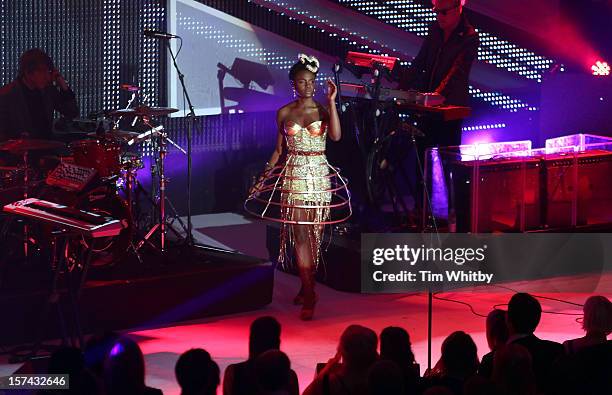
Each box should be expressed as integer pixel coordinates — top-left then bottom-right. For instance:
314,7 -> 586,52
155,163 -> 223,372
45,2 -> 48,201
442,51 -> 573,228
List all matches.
69,138 -> 122,177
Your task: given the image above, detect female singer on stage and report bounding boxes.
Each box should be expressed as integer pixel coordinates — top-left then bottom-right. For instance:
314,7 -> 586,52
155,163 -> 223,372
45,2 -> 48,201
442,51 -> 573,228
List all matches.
245,54 -> 351,321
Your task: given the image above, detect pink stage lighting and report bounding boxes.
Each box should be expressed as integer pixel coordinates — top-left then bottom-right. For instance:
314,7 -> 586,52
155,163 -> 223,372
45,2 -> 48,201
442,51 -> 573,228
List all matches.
592,61 -> 610,76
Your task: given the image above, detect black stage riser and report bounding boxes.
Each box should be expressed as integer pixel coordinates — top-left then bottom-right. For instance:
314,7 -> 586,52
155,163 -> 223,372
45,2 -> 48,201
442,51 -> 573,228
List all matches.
0,247 -> 274,346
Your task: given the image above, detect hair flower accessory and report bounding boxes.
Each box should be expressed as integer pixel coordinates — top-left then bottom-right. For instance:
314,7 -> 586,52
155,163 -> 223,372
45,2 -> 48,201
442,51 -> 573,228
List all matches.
298,53 -> 320,73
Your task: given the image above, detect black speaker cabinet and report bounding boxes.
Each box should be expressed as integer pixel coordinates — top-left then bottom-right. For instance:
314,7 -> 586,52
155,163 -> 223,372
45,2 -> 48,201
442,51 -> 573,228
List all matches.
449,157 -> 542,232
543,150 -> 612,228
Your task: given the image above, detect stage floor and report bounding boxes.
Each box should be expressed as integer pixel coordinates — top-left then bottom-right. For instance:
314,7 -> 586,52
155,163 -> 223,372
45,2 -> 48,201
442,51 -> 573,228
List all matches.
1,213 -> 611,395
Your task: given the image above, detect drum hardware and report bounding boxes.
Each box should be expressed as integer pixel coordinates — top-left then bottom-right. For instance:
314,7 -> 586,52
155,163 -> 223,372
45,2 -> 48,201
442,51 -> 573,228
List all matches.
88,129 -> 140,142
115,159 -> 157,264
106,107 -> 186,254
109,106 -> 179,118
120,152 -> 144,171
133,115 -> 188,253
126,125 -> 186,154
120,83 -> 140,92
114,84 -> 140,129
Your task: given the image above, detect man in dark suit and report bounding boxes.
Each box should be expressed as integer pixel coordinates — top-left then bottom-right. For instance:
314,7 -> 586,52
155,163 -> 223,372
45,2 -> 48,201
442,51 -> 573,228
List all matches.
506,293 -> 564,394
395,0 -> 479,216
0,48 -> 79,142
397,0 -> 479,148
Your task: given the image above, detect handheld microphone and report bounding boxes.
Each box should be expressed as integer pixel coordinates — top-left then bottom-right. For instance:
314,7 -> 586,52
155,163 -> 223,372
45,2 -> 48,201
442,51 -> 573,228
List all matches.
143,30 -> 179,39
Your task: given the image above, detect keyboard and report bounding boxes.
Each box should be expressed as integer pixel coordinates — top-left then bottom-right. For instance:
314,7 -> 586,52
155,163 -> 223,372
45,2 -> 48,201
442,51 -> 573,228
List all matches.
340,83 -> 470,121
3,198 -> 123,238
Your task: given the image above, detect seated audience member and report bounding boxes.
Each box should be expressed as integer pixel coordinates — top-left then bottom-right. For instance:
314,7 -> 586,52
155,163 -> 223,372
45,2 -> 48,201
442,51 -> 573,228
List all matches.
103,336 -> 163,395
367,359 -> 404,395
421,331 -> 479,395
175,348 -> 220,395
506,293 -> 563,393
563,295 -> 612,354
477,309 -> 509,378
42,346 -> 98,395
303,324 -> 378,395
223,316 -> 298,395
491,344 -> 536,395
84,331 -> 121,376
84,331 -> 121,394
552,339 -> 612,395
379,326 -> 420,393
255,350 -> 294,395
550,295 -> 612,395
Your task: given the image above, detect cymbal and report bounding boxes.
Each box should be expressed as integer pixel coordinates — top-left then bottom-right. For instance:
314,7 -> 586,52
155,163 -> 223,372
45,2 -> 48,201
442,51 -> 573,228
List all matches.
0,139 -> 66,152
87,130 -> 141,141
109,106 -> 178,118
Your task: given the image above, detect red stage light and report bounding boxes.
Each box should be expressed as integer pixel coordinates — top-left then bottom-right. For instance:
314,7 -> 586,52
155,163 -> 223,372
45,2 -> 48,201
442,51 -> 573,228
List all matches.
592,61 -> 610,76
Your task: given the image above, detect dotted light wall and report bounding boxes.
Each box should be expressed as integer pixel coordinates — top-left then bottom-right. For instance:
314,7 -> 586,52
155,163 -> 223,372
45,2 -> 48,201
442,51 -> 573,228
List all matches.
336,0 -> 555,82
103,0 -> 121,110
0,0 -> 166,116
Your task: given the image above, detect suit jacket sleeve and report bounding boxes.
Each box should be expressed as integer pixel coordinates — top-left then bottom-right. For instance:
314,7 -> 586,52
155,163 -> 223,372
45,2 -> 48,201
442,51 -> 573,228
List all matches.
434,33 -> 479,97
50,86 -> 79,119
398,29 -> 433,90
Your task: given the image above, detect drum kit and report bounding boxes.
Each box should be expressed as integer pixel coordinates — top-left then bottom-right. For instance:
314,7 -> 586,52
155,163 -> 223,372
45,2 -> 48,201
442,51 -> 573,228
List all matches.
0,96 -> 185,267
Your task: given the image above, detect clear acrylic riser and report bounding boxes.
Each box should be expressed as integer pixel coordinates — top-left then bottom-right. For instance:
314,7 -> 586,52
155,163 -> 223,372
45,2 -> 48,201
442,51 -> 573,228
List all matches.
423,137 -> 612,233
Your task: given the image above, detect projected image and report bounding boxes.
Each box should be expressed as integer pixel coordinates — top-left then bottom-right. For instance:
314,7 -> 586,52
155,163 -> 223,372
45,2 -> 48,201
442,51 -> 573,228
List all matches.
167,0 -> 354,116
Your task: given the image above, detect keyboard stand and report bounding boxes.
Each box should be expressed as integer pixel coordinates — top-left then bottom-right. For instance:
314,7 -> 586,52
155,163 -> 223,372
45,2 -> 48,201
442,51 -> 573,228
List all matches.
7,229 -> 94,363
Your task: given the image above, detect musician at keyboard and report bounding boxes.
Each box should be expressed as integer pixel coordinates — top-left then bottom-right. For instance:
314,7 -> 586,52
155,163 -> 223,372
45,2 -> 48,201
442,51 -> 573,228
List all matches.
396,0 -> 478,110
394,0 -> 479,211
394,0 -> 478,138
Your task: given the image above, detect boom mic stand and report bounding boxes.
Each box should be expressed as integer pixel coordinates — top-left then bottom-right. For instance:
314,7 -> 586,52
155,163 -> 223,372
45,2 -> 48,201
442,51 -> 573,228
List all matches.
166,37 -> 195,246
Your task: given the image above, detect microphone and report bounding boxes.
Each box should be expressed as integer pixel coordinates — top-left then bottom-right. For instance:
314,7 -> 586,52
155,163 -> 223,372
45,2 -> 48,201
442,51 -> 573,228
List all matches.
143,30 -> 178,39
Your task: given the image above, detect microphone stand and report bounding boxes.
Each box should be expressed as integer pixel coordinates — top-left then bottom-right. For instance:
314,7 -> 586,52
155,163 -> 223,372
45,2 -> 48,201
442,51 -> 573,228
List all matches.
163,36 -> 239,257
166,38 -> 195,246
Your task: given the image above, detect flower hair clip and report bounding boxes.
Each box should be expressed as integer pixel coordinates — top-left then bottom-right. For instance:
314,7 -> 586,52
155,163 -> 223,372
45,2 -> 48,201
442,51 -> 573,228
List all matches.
298,53 -> 320,73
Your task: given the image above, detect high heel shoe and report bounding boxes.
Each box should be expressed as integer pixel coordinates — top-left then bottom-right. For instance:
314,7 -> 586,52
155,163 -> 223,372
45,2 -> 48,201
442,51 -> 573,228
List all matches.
299,267 -> 317,320
300,290 -> 317,321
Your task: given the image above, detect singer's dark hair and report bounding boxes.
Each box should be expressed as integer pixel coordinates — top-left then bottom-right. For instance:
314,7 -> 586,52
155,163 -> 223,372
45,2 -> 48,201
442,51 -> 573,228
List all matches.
289,60 -> 318,81
18,48 -> 53,78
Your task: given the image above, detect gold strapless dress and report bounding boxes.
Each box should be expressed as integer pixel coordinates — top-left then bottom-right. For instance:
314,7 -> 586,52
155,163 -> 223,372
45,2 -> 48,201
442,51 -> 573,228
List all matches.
244,120 -> 351,268
282,120 -> 333,206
